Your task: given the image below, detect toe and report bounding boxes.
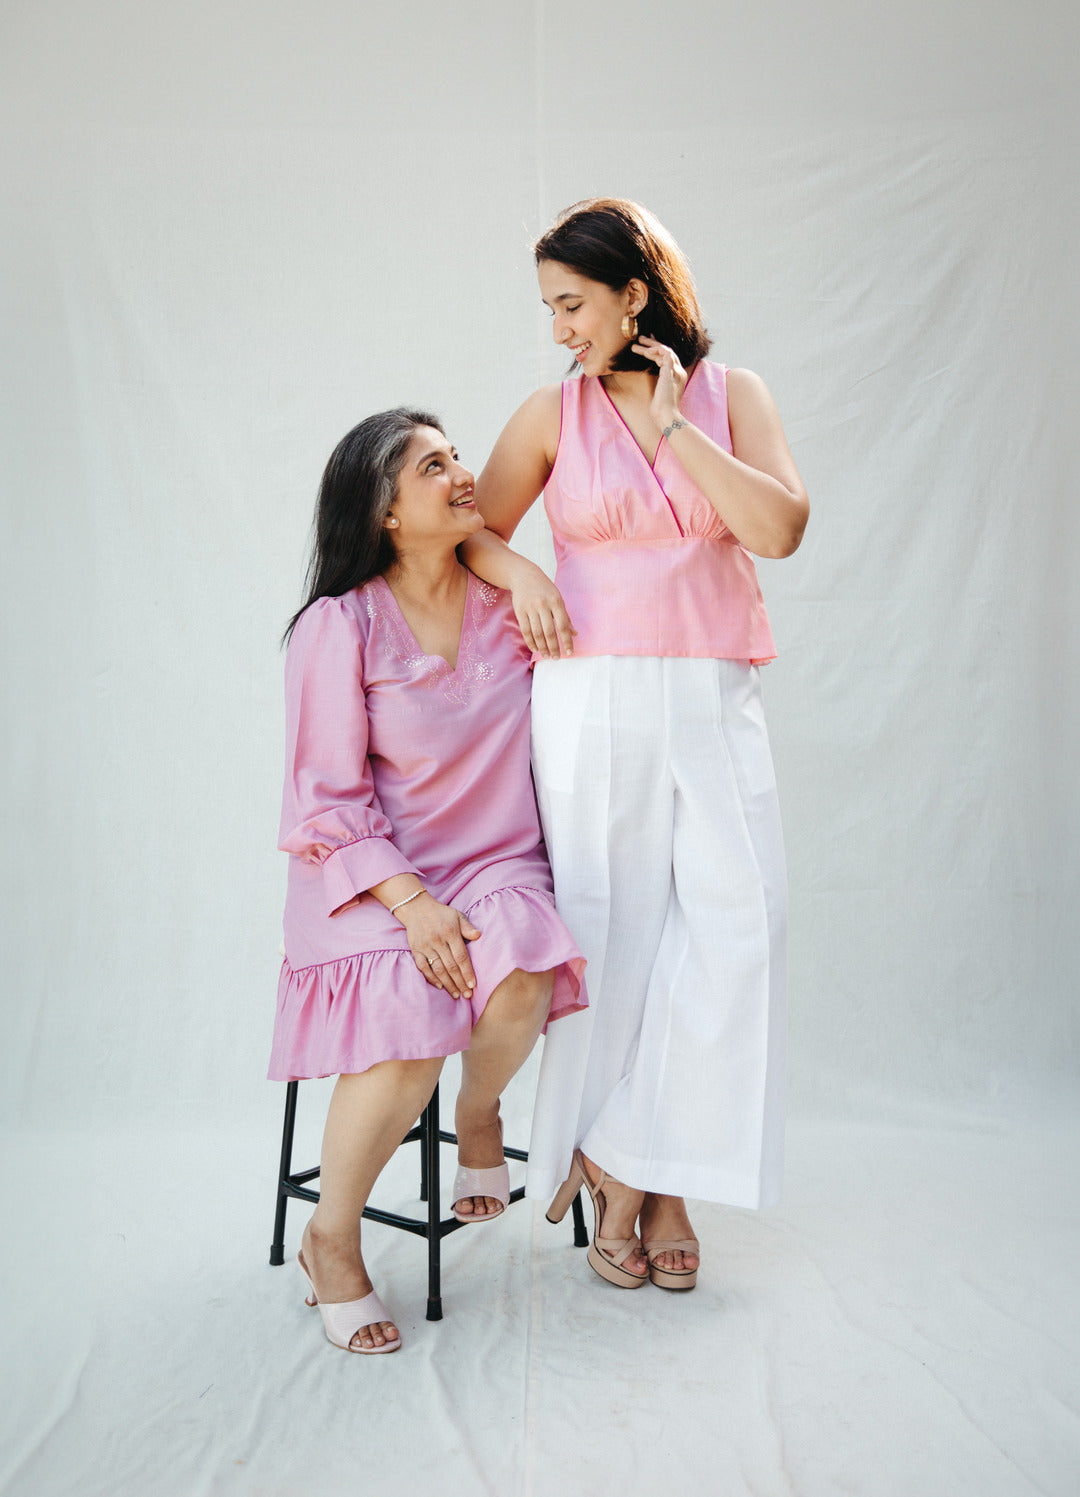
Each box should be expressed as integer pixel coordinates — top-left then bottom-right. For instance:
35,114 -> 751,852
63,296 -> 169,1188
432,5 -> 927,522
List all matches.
350,1319 -> 398,1351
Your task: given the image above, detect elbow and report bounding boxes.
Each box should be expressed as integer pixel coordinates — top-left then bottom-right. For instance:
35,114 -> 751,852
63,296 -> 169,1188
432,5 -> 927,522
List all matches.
765,493 -> 809,559
765,527 -> 804,560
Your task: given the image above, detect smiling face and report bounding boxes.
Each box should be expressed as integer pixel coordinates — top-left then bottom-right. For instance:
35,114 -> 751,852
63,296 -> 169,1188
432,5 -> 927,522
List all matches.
537,259 -> 647,377
384,427 -> 482,550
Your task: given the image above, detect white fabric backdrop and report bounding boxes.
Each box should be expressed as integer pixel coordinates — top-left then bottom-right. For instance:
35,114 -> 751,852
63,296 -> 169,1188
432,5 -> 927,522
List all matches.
2,4 -> 1078,1494
3,2 -> 1075,1131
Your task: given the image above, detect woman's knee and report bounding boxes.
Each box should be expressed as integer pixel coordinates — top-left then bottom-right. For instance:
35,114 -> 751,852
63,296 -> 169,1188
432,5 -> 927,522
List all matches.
491,966 -> 555,1014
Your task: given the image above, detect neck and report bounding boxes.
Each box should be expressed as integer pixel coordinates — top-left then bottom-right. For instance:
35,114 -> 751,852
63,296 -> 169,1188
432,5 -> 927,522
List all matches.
384,542 -> 464,602
600,366 -> 657,402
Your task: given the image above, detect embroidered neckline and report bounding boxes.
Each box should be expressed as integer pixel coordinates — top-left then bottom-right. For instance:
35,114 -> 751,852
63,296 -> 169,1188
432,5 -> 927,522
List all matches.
365,572 -> 499,704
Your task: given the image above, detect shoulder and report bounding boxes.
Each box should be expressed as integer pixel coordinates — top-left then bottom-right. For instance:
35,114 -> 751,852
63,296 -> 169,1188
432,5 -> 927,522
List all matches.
509,382 -> 563,444
520,382 -> 564,418
471,575 -> 533,666
725,367 -> 774,413
485,383 -> 564,475
287,589 -> 368,657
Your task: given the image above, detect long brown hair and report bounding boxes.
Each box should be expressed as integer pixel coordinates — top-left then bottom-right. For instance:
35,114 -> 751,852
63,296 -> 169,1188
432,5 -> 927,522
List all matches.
534,198 -> 712,374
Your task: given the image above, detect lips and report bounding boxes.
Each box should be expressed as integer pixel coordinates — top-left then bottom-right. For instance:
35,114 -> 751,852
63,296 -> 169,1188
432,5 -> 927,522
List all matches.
571,342 -> 591,363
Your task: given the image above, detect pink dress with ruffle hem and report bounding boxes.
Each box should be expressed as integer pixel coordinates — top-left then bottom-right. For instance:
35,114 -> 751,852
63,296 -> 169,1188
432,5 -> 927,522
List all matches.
268,571 -> 587,1081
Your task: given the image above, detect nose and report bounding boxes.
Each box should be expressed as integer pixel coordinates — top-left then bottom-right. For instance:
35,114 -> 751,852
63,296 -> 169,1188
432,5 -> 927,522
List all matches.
553,312 -> 572,345
452,460 -> 475,491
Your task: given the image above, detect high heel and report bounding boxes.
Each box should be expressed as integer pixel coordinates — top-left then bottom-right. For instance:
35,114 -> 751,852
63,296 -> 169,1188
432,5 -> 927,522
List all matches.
547,1149 -> 647,1290
642,1237 -> 700,1291
296,1252 -> 402,1354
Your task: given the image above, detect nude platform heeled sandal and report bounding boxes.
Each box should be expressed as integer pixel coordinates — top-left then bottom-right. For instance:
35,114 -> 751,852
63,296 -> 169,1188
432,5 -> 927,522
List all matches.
296,1252 -> 402,1354
642,1236 -> 700,1291
546,1149 -> 648,1290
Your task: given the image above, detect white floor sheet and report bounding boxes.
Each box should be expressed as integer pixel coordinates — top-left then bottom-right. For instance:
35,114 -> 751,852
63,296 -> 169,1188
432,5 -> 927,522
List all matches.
2,1105 -> 1076,1497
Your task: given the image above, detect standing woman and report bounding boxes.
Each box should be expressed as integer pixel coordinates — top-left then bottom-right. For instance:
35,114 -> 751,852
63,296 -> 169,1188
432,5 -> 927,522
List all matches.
271,409 -> 586,1353
461,199 -> 808,1291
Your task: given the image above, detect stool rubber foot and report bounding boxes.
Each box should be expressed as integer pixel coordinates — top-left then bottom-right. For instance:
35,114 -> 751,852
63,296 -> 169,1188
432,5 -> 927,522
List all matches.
269,1244 -> 286,1266
426,1296 -> 443,1322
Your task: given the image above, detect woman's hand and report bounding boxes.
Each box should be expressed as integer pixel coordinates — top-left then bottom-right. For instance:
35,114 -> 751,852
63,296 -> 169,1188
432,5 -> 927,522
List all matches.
508,560 -> 577,660
396,892 -> 482,999
632,335 -> 688,431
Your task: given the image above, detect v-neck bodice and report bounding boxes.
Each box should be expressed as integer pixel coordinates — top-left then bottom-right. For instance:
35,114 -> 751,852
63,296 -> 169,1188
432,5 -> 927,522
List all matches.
374,569 -> 471,673
541,360 -> 777,664
365,570 -> 501,705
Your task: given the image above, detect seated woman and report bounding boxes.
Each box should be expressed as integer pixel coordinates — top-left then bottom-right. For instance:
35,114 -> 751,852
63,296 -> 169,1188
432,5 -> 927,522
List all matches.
269,408 -> 586,1355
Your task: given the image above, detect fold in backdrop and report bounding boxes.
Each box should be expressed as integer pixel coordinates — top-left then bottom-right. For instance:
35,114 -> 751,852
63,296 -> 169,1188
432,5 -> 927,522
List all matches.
2,0 -> 1077,1132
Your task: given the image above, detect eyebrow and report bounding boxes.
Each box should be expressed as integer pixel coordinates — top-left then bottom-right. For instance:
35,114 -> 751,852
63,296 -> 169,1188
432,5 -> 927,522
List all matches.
541,292 -> 581,308
415,448 -> 456,469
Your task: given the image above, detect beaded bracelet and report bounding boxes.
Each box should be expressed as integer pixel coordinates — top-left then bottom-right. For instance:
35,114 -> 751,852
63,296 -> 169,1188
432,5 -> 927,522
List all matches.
389,888 -> 425,917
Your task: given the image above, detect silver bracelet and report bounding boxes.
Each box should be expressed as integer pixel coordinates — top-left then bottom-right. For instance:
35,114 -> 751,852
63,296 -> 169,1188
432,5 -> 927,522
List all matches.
662,417 -> 687,440
389,888 -> 424,917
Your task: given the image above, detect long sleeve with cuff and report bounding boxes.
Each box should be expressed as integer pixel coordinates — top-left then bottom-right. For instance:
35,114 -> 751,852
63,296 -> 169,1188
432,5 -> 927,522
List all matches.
278,594 -> 420,918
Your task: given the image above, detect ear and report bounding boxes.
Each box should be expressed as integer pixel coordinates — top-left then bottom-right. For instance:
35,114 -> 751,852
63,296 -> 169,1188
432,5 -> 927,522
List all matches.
625,278 -> 649,318
384,513 -> 400,529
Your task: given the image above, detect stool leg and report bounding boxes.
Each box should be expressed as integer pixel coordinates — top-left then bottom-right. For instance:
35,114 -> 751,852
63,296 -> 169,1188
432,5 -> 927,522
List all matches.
269,1081 -> 300,1266
419,1110 -> 430,1203
571,1189 -> 588,1248
424,1086 -> 443,1321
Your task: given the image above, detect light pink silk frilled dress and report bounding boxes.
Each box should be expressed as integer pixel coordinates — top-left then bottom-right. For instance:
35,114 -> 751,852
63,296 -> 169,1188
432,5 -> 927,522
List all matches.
268,572 -> 587,1081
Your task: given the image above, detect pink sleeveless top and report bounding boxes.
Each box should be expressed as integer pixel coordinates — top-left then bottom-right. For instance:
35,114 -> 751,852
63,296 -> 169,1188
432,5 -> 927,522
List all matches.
542,361 -> 776,663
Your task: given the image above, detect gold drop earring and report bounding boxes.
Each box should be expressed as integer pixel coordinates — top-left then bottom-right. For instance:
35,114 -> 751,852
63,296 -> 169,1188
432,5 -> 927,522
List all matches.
620,314 -> 639,340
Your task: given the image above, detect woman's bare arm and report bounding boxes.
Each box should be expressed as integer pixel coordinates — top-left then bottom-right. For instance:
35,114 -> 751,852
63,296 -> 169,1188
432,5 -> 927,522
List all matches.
460,385 -> 577,658
635,339 -> 809,558
664,367 -> 808,557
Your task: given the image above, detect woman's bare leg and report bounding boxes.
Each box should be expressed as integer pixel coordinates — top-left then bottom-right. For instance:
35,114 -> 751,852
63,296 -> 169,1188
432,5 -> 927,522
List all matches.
453,968 -> 554,1216
301,1056 -> 444,1349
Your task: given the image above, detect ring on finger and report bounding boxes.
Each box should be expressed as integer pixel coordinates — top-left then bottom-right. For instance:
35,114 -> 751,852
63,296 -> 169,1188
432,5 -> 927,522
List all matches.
427,954 -> 441,966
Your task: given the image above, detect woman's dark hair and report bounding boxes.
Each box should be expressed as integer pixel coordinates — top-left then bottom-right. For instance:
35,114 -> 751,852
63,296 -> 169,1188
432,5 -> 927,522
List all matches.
283,406 -> 443,645
534,197 -> 712,375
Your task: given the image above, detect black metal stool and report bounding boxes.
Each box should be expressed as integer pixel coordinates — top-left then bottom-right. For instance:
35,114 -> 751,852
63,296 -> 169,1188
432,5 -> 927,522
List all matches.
269,1079 -> 588,1320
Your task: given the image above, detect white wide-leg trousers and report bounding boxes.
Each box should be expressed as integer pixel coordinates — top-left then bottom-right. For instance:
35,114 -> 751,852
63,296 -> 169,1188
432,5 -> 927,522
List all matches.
525,655 -> 788,1208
